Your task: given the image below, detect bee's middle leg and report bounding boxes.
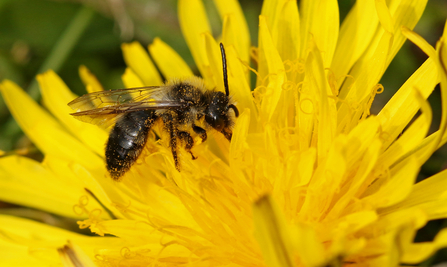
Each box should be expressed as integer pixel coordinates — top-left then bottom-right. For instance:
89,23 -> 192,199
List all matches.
178,131 -> 197,160
163,113 -> 180,171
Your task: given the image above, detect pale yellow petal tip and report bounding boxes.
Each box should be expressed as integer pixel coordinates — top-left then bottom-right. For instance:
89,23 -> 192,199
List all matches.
121,67 -> 144,88
0,80 -> 27,102
121,41 -> 162,85
79,65 -> 104,93
58,241 -> 97,267
36,69 -> 58,80
121,41 -> 139,50
151,37 -> 162,46
0,79 -> 14,92
36,70 -> 61,91
121,41 -> 147,55
121,42 -> 143,58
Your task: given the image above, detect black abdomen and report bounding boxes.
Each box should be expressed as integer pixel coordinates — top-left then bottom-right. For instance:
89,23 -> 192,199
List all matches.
106,110 -> 157,180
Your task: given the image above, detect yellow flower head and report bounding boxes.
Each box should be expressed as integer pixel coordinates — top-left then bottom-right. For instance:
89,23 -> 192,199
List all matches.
1,0 -> 447,266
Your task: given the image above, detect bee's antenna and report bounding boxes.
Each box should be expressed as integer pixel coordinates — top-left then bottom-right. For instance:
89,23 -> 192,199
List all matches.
220,43 -> 230,96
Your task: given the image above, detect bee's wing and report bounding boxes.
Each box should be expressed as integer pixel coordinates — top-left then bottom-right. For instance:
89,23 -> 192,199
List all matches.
68,86 -> 184,128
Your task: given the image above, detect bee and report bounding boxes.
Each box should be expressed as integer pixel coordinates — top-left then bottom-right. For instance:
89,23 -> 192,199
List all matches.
68,44 -> 239,180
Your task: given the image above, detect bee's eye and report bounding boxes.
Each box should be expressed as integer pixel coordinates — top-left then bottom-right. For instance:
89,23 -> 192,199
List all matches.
206,91 -> 228,131
206,113 -> 224,131
206,113 -> 225,131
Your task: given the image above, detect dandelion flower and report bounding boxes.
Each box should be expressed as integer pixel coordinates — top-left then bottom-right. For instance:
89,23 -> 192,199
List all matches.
1,0 -> 447,266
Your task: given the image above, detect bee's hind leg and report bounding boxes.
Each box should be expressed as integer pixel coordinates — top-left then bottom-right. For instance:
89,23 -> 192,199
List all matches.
178,131 -> 197,160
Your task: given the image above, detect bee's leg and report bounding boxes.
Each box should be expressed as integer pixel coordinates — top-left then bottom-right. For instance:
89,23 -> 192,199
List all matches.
163,113 -> 180,171
178,131 -> 197,160
221,129 -> 232,141
192,124 -> 207,142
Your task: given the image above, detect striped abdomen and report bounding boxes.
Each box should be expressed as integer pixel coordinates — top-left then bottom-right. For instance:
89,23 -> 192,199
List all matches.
106,110 -> 157,180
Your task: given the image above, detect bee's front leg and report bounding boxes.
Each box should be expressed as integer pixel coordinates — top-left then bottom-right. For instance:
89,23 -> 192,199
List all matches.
192,124 -> 207,142
178,131 -> 197,160
221,129 -> 232,141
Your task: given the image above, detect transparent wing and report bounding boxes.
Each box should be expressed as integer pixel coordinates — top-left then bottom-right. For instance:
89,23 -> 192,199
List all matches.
68,86 -> 184,128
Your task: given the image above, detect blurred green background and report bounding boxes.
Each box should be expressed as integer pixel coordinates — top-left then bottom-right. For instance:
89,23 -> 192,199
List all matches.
0,0 -> 446,265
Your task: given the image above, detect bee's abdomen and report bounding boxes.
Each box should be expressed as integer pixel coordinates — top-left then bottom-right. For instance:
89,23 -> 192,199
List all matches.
106,110 -> 157,180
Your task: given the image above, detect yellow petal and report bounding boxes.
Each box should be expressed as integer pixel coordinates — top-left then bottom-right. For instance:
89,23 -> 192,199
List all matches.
337,31 -> 393,134
69,162 -> 124,219
306,40 -> 336,158
328,119 -> 382,218
434,26 -> 447,150
377,58 -> 438,149
38,70 -> 108,156
300,0 -> 339,67
402,26 -> 436,58
331,211 -> 378,237
257,16 -> 286,122
0,80 -> 102,169
215,0 -> 250,65
299,135 -> 346,219
222,14 -> 251,83
386,0 -> 428,65
253,195 -> 326,267
361,0 -> 428,74
339,31 -> 392,103
260,0 -> 279,30
225,46 -> 258,131
0,237 -> 48,267
178,0 -> 211,79
362,156 -> 419,208
285,147 -> 316,188
378,88 -> 432,169
297,77 -> 316,150
121,42 -> 162,85
275,0 -> 300,64
380,168 -> 447,221
58,241 -> 97,267
331,0 -> 378,87
402,227 -> 447,264
148,38 -> 193,80
0,215 -> 121,265
83,219 -> 194,262
252,195 -> 294,267
261,0 -> 300,74
42,155 -> 115,218
0,155 -> 86,218
78,65 -> 104,93
334,0 -> 427,92
406,31 -> 447,164
230,108 -> 250,168
204,33 -> 226,93
375,0 -> 394,34
121,67 -> 144,88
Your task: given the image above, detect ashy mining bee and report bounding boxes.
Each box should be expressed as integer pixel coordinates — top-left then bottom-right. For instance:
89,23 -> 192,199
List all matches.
68,44 -> 239,180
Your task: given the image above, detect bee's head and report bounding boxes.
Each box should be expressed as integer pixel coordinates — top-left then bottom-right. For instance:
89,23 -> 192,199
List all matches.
205,91 -> 239,139
205,43 -> 239,140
